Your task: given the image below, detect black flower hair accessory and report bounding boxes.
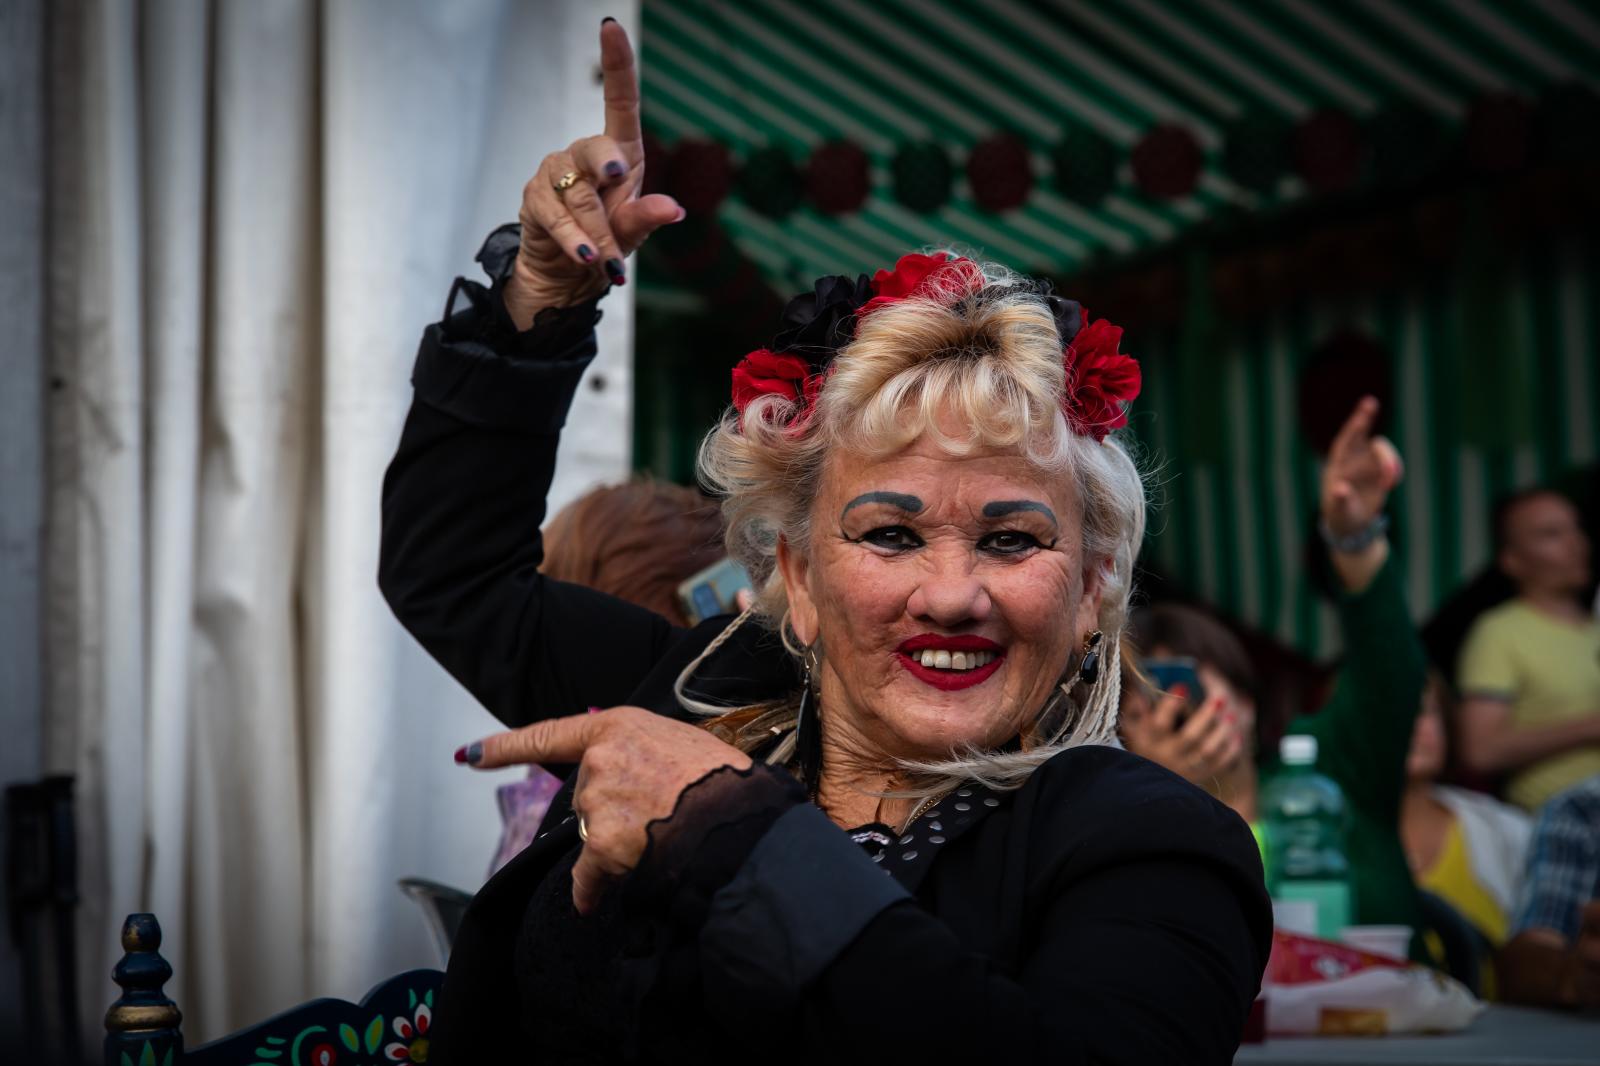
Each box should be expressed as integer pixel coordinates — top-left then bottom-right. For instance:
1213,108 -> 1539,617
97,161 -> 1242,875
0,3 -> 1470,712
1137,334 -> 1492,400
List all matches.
730,252 -> 1139,441
770,273 -> 875,359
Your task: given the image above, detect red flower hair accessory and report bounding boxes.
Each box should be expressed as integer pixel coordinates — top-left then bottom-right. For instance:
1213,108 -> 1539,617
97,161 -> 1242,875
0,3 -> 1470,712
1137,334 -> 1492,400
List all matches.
730,252 -> 980,428
730,348 -> 824,428
729,254 -> 1141,442
1061,314 -> 1141,442
856,252 -> 985,319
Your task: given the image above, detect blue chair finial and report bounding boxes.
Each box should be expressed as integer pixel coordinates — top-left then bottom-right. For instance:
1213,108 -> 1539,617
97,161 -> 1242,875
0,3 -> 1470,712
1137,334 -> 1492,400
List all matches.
104,914 -> 183,1065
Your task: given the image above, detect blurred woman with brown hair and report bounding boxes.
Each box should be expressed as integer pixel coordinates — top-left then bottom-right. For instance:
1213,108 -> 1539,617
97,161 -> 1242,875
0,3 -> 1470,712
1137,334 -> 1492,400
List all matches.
541,480 -> 725,626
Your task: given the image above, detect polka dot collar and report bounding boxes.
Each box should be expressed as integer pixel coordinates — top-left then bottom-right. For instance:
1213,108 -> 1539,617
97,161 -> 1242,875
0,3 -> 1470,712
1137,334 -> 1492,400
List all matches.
850,783 -> 1007,892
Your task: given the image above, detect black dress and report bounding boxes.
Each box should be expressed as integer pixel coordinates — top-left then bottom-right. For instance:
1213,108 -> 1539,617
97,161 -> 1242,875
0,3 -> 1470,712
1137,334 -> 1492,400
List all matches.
379,227 -> 1273,1064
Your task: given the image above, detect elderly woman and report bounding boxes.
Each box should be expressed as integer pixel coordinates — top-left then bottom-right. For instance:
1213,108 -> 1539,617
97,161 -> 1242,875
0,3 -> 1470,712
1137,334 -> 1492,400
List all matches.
379,21 -> 1268,1064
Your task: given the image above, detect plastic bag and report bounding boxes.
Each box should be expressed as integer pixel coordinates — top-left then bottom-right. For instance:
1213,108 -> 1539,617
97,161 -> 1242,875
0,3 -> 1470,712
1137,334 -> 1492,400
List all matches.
1264,930 -> 1484,1035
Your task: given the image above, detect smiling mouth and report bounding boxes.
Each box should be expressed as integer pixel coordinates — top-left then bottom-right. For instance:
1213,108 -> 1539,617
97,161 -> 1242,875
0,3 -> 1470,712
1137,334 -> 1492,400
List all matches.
906,648 -> 998,670
895,636 -> 1006,691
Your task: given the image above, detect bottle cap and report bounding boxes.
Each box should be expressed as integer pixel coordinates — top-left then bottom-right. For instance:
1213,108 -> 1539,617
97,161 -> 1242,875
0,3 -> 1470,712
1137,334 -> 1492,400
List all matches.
1280,734 -> 1318,765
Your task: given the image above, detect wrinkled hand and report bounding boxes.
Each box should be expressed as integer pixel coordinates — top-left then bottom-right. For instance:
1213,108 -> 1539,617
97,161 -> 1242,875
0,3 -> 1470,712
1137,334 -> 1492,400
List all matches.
506,20 -> 684,325
1320,396 -> 1404,539
461,707 -> 751,914
1120,689 -> 1241,791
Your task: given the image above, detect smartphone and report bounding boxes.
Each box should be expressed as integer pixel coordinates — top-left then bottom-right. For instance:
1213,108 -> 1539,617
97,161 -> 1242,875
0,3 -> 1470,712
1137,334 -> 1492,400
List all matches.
676,556 -> 752,624
1142,657 -> 1207,727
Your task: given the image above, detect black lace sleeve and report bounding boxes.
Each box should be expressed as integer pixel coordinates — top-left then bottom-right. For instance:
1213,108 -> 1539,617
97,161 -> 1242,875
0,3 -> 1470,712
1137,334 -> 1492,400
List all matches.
380,225 -> 680,728
436,222 -> 603,360
622,762 -> 806,925
614,761 -> 914,1043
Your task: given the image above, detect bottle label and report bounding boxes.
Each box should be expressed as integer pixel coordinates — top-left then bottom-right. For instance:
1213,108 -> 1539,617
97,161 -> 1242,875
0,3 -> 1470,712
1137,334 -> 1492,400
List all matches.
1275,880 -> 1351,940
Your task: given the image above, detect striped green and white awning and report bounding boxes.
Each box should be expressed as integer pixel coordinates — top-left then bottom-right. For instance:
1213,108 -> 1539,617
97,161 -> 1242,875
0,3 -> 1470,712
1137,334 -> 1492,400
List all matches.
640,0 -> 1600,290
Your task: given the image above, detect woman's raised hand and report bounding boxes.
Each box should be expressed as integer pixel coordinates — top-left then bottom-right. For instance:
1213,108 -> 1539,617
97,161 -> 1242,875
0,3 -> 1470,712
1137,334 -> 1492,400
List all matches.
1319,395 -> 1404,590
504,19 -> 685,329
1320,396 -> 1403,540
457,707 -> 751,915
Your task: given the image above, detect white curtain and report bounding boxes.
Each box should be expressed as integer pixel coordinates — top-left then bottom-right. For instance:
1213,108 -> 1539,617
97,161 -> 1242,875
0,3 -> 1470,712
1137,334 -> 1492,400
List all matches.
44,0 -> 636,1044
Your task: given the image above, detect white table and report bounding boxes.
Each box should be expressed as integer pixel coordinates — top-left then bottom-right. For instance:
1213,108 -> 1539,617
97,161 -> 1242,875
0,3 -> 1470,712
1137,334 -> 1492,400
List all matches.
1234,1005 -> 1600,1065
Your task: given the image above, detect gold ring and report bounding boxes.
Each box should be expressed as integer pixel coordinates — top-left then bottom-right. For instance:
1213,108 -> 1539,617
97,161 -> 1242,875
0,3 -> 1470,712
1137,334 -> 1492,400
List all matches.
577,814 -> 589,842
554,170 -> 582,194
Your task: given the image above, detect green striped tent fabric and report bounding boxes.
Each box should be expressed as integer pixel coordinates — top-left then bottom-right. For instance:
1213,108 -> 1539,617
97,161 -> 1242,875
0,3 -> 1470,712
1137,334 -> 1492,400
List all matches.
641,0 -> 1600,282
638,0 -> 1600,655
1136,234 -> 1598,658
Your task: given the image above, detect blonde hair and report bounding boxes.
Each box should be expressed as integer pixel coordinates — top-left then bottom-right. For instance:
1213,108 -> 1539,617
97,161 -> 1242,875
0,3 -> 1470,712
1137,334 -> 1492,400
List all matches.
680,256 -> 1147,797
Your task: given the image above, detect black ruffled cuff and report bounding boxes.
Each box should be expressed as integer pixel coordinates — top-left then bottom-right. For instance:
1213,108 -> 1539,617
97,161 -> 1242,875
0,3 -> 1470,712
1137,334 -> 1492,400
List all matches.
618,761 -> 911,1035
623,762 -> 806,927
411,224 -> 608,434
438,222 -> 604,358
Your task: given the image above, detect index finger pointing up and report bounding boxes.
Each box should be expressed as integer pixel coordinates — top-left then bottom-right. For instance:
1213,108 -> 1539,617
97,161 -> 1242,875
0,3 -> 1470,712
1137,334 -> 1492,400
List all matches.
600,18 -> 643,149
1328,395 -> 1379,464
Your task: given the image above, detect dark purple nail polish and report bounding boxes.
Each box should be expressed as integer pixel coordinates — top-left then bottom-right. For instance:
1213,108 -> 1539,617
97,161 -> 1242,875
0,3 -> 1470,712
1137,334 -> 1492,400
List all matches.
577,243 -> 595,263
453,746 -> 468,765
601,16 -> 617,25
604,160 -> 626,180
605,258 -> 626,285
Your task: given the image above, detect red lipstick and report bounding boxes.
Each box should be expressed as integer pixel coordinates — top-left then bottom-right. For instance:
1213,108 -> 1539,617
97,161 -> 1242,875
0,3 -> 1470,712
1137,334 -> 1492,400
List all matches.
894,634 -> 1006,691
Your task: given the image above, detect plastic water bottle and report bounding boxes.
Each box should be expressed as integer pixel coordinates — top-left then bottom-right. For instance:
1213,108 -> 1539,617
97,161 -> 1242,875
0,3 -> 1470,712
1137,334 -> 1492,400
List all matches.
1261,734 -> 1351,940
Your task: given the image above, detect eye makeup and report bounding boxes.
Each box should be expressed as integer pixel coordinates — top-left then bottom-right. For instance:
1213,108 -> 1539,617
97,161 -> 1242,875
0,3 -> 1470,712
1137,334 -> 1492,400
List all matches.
981,500 -> 1059,551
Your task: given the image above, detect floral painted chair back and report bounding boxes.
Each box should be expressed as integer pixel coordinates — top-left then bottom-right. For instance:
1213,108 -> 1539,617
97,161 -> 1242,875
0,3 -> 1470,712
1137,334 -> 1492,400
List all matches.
104,914 -> 443,1066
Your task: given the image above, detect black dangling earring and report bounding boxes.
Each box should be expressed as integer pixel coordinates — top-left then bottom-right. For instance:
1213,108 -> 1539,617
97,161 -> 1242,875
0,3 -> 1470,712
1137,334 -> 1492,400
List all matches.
796,645 -> 824,798
1078,630 -> 1104,686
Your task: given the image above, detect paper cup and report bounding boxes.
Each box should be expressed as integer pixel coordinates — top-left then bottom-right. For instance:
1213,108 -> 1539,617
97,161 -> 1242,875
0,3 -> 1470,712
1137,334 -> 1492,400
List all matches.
1340,924 -> 1413,959
1272,899 -> 1319,936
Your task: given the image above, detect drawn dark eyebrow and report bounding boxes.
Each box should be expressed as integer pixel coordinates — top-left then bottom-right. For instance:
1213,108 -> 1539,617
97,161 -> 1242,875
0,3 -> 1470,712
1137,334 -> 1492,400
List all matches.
983,500 -> 1058,524
841,491 -> 925,517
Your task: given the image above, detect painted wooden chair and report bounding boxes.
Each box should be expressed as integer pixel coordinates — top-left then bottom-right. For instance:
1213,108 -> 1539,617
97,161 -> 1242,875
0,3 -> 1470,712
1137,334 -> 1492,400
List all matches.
102,914 -> 443,1066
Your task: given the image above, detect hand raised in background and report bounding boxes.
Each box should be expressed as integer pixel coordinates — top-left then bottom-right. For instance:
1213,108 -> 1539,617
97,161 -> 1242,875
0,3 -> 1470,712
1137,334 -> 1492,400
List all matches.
504,19 -> 685,327
1320,395 -> 1404,540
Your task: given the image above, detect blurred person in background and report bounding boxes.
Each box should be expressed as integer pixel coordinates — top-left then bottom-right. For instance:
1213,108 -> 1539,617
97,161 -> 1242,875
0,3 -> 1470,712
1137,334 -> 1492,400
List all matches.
1122,398 -> 1436,961
1457,489 -> 1600,810
1120,606 -> 1254,808
1497,774 -> 1600,1009
1400,673 -> 1532,990
540,480 -> 725,620
488,481 -> 727,874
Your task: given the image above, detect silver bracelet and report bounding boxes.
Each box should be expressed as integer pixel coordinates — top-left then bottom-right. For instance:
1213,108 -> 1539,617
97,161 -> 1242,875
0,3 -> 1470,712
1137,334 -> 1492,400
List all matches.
1319,513 -> 1389,554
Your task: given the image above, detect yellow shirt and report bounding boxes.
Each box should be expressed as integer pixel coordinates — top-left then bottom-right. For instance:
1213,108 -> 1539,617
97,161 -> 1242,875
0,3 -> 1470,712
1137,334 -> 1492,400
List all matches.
1458,600 -> 1600,810
1416,818 -> 1508,946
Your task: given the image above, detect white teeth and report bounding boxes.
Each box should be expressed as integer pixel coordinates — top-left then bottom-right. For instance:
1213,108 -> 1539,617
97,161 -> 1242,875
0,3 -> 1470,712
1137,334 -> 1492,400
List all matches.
913,648 -> 998,670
